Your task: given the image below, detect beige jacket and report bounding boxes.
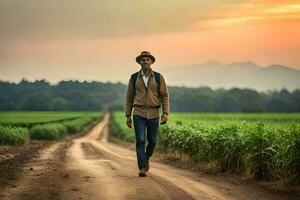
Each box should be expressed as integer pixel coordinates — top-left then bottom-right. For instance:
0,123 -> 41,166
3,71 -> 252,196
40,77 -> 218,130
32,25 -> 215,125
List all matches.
125,68 -> 169,119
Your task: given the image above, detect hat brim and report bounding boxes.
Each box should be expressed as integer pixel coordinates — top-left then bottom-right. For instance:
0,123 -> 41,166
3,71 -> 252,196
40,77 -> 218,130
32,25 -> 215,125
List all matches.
136,55 -> 155,64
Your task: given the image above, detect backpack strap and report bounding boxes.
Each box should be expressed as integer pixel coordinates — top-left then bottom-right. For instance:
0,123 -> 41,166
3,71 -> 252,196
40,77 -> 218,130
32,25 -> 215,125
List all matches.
153,71 -> 161,99
130,71 -> 139,97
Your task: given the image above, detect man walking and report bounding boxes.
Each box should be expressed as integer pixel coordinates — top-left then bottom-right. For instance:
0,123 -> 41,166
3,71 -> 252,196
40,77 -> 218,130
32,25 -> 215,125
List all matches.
125,51 -> 169,177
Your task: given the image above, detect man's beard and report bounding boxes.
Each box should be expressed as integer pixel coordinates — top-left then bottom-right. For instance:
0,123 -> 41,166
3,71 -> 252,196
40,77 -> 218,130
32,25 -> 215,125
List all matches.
141,65 -> 150,70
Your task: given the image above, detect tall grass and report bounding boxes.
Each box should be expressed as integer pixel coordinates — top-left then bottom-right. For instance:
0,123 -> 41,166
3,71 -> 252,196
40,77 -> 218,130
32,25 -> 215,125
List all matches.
29,116 -> 100,140
29,123 -> 68,140
0,111 -> 102,128
158,122 -> 300,185
62,116 -> 99,134
0,112 -> 102,144
110,112 -> 300,185
0,125 -> 29,145
109,113 -> 135,142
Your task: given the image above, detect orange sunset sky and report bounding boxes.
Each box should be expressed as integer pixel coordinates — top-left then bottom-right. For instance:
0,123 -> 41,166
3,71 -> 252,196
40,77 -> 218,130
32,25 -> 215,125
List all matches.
0,0 -> 300,84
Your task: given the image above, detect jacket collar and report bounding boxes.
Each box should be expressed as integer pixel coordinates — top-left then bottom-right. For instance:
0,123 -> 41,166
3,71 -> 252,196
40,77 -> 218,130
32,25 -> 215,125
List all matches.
139,68 -> 154,77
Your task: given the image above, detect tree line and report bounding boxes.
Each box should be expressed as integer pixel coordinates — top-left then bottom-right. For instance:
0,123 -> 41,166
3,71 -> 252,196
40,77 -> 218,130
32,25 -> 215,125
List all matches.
0,79 -> 299,112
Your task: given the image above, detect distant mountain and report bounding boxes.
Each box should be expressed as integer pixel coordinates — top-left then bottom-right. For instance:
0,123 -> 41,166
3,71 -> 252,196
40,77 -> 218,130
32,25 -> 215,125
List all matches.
160,62 -> 300,91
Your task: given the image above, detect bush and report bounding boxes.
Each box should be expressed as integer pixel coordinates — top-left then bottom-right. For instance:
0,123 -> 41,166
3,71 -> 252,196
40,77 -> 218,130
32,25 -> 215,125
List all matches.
0,125 -> 29,145
109,113 -> 135,142
109,112 -> 300,185
29,123 -> 67,140
62,117 -> 94,134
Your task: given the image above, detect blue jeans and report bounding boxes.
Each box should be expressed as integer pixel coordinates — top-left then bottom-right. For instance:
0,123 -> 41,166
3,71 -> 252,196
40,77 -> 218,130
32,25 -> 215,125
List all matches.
133,115 -> 159,170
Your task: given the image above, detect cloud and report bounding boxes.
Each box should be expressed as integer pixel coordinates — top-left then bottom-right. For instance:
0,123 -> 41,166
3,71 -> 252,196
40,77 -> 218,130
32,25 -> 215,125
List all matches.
1,0 -> 299,41
0,0 -> 235,40
1,0 -> 300,80
191,0 -> 300,30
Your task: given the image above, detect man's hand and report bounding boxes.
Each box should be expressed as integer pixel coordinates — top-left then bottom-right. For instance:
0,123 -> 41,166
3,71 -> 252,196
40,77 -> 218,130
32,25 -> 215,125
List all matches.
126,116 -> 132,128
160,113 -> 168,125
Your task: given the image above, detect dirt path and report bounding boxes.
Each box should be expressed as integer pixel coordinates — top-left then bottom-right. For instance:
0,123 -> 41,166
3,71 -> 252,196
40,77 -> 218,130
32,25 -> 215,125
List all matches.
0,113 -> 298,200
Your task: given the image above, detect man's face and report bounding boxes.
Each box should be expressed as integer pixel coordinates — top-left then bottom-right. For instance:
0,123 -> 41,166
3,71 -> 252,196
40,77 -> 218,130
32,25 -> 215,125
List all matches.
140,57 -> 153,70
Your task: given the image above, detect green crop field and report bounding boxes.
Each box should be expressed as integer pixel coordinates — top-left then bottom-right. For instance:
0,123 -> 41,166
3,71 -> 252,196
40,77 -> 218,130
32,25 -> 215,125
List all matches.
0,111 -> 102,145
110,111 -> 300,185
0,111 -> 101,127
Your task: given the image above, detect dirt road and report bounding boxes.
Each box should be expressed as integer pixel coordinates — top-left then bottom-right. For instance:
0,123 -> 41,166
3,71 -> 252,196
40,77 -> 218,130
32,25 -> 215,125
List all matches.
0,113 -> 297,200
